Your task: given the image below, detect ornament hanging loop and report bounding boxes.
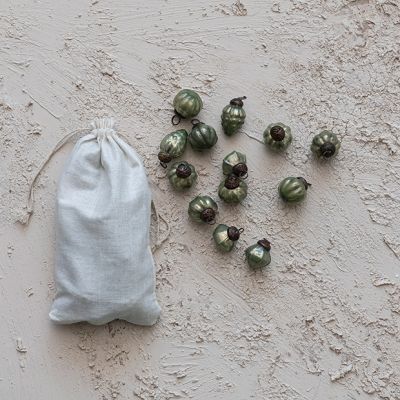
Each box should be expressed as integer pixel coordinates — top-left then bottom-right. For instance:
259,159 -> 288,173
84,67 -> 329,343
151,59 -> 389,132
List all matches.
191,118 -> 201,126
238,228 -> 245,234
160,161 -> 168,169
171,113 -> 181,126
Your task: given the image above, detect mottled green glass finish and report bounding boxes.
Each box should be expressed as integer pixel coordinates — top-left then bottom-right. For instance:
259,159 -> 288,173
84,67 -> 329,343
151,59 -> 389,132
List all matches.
173,89 -> 203,119
159,129 -> 188,160
222,150 -> 247,176
278,177 -> 309,203
218,177 -> 248,204
188,195 -> 218,223
189,122 -> 218,151
213,224 -> 236,252
245,242 -> 271,269
310,130 -> 341,158
263,123 -> 292,151
221,102 -> 246,136
167,161 -> 197,190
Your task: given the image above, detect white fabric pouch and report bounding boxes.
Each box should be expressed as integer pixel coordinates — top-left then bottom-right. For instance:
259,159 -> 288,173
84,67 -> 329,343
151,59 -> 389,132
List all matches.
48,117 -> 161,325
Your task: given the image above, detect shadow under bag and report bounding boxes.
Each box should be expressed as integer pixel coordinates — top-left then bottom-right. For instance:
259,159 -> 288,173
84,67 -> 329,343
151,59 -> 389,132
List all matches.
49,117 -> 161,325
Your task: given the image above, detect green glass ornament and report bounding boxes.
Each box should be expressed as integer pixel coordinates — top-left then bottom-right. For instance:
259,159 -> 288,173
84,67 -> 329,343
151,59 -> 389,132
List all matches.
188,195 -> 218,224
245,239 -> 271,269
278,176 -> 311,203
311,130 -> 341,158
158,129 -> 188,167
221,96 -> 246,136
172,89 -> 203,125
168,161 -> 197,190
222,150 -> 248,178
263,123 -> 292,151
218,174 -> 248,204
188,120 -> 218,151
213,224 -> 244,252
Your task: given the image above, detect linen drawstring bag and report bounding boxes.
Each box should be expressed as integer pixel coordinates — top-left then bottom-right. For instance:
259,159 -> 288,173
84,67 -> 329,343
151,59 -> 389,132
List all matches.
24,117 -> 162,326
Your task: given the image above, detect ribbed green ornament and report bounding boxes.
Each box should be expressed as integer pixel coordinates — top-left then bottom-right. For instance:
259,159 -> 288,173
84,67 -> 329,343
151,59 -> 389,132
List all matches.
158,129 -> 188,166
167,161 -> 197,190
221,96 -> 246,136
172,89 -> 203,124
218,174 -> 247,204
263,123 -> 292,151
310,130 -> 340,158
278,177 -> 311,203
188,121 -> 218,151
222,150 -> 248,178
245,239 -> 271,269
188,195 -> 218,224
213,224 -> 243,252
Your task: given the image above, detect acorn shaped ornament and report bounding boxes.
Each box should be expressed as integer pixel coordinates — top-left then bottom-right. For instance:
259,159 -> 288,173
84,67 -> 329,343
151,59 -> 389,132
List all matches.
172,89 -> 203,125
279,177 -> 311,203
222,150 -> 248,178
188,195 -> 218,224
158,129 -> 188,167
245,239 -> 271,269
189,120 -> 218,151
263,123 -> 292,151
311,130 -> 341,158
218,174 -> 248,204
213,224 -> 243,252
168,161 -> 197,190
221,96 -> 246,136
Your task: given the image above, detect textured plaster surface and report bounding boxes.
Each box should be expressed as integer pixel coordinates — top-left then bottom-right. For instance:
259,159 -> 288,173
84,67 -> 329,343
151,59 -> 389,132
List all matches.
1,0 -> 400,399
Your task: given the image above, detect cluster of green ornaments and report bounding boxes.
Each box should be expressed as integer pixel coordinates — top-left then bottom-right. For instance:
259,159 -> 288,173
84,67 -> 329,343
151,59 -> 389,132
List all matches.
158,89 -> 342,270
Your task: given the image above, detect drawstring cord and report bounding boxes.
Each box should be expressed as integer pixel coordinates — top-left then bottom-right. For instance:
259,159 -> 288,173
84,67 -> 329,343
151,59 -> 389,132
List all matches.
20,128 -> 90,225
151,200 -> 170,253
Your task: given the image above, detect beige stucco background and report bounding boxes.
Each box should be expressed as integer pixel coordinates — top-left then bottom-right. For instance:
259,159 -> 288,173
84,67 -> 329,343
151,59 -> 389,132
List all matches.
1,0 -> 400,399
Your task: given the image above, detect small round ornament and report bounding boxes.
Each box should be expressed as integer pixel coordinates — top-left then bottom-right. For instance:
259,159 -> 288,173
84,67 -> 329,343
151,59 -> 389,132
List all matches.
311,130 -> 341,158
221,96 -> 246,136
218,174 -> 248,204
245,239 -> 271,269
278,176 -> 311,203
158,129 -> 188,167
188,195 -> 218,224
222,150 -> 248,178
213,224 -> 244,252
168,161 -> 197,190
188,120 -> 218,151
263,123 -> 292,151
172,89 -> 203,125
